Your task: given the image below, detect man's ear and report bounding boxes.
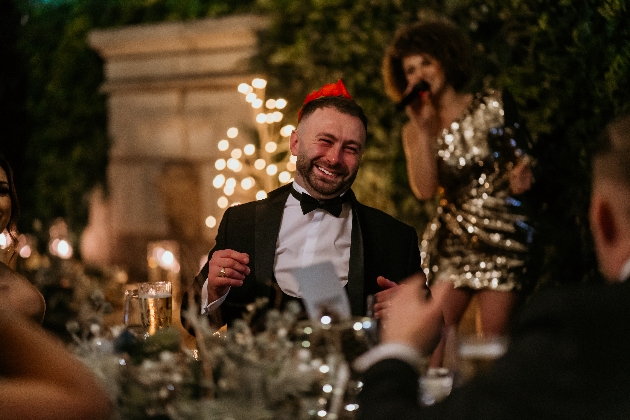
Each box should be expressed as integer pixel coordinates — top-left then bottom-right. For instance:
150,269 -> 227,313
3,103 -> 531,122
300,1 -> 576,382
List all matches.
591,194 -> 618,246
289,129 -> 299,156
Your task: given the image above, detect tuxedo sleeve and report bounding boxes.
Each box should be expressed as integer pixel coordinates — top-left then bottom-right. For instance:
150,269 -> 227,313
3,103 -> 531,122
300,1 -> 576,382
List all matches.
405,226 -> 421,277
357,359 -> 422,420
180,207 -> 231,332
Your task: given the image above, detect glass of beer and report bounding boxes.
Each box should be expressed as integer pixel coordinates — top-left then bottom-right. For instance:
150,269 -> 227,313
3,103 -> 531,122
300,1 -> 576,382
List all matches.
138,281 -> 172,335
455,334 -> 508,386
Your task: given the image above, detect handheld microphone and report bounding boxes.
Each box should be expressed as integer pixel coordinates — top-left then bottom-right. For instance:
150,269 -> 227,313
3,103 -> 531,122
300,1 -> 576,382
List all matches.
395,81 -> 430,111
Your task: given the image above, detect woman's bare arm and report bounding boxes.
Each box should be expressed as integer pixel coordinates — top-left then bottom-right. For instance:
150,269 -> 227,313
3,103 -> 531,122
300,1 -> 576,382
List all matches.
0,310 -> 113,420
402,121 -> 439,200
0,262 -> 45,324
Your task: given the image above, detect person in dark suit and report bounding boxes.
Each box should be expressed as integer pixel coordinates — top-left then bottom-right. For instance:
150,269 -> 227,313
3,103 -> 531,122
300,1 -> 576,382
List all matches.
356,114 -> 630,419
182,80 -> 421,329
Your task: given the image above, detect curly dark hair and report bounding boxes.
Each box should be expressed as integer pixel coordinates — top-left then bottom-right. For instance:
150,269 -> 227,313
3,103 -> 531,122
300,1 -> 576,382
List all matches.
382,19 -> 473,102
0,154 -> 20,244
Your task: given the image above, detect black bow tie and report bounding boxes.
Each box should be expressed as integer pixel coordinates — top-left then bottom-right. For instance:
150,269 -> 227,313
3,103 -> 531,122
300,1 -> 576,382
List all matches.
290,187 -> 348,217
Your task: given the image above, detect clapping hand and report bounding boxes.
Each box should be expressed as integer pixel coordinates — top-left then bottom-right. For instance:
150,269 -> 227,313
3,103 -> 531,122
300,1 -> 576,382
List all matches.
378,273 -> 444,356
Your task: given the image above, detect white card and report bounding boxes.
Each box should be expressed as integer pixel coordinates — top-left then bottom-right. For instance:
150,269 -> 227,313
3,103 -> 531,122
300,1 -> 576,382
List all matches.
291,261 -> 351,322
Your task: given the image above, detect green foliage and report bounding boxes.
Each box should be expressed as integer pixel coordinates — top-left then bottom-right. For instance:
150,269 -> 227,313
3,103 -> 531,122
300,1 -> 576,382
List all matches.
252,0 -> 630,288
9,0 -> 257,243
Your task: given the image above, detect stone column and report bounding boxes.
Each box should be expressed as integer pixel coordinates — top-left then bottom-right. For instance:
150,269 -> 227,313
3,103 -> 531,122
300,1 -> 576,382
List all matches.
87,15 -> 268,320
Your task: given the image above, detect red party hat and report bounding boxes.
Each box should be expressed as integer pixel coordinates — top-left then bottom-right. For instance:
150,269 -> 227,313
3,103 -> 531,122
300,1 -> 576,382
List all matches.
297,79 -> 353,122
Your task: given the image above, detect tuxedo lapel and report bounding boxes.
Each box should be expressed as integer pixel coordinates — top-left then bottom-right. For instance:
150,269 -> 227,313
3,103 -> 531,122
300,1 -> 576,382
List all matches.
253,184 -> 366,315
348,190 -> 366,316
254,184 -> 292,288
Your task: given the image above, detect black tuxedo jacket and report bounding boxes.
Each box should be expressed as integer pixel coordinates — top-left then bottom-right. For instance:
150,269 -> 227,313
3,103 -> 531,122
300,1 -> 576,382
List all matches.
358,279 -> 630,420
182,183 -> 421,328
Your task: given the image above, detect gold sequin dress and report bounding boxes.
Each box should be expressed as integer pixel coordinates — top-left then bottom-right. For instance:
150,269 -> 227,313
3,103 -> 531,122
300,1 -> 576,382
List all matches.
420,89 -> 533,291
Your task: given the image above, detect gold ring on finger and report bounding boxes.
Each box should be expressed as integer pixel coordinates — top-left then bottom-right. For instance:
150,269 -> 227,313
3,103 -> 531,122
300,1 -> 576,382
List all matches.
219,267 -> 227,278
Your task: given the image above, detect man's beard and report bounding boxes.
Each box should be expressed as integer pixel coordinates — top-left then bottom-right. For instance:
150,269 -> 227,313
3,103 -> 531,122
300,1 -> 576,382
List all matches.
296,155 -> 357,198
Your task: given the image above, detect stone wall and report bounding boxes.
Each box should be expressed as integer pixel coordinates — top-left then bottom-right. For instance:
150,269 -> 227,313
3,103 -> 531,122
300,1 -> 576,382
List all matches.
87,15 -> 268,296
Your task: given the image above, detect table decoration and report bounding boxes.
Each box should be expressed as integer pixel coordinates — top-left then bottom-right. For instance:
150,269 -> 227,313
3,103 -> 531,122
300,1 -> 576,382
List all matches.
66,290 -> 376,420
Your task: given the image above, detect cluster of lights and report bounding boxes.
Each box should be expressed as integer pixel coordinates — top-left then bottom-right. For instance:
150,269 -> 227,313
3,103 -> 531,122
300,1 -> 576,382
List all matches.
148,245 -> 180,273
0,231 -> 31,258
0,227 -> 67,260
206,78 -> 297,227
49,238 -> 73,259
48,218 -> 73,259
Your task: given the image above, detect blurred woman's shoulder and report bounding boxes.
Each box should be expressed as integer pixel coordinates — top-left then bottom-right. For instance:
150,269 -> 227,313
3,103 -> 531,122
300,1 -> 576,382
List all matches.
0,261 -> 46,323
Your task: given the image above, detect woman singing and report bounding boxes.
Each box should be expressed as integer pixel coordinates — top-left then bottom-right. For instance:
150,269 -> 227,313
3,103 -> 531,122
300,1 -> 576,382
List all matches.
383,18 -> 534,366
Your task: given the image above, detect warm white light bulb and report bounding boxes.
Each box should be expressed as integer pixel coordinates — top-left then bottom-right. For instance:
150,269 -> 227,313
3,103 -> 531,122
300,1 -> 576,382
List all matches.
244,144 -> 256,155
275,98 -> 287,109
279,171 -> 291,183
227,158 -> 240,171
238,83 -> 252,94
57,239 -> 73,259
218,139 -> 229,151
256,113 -> 267,124
252,98 -> 263,109
254,159 -> 266,170
19,245 -> 31,258
223,186 -> 235,196
246,93 -> 257,103
225,178 -> 237,189
160,250 -> 174,266
265,142 -> 277,153
241,177 -> 254,190
227,127 -> 238,138
217,196 -> 229,208
205,216 -> 217,228
252,78 -> 267,89
280,125 -> 295,137
265,99 -> 276,109
213,174 -> 226,188
231,148 -> 242,159
256,190 -> 267,200
215,159 -> 226,170
273,111 -> 283,122
286,161 -> 296,172
266,164 -> 278,175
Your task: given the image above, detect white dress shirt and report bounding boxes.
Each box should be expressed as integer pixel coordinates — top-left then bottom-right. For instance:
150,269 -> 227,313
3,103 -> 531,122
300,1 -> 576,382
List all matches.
201,182 -> 353,313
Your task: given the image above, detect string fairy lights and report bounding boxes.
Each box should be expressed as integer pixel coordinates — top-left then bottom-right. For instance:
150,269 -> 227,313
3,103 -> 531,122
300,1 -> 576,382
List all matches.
208,78 -> 296,225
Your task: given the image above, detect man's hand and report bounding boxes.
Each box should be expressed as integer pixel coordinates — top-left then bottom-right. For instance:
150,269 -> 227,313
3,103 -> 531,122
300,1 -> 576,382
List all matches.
207,249 -> 250,302
379,273 -> 444,356
373,276 -> 398,319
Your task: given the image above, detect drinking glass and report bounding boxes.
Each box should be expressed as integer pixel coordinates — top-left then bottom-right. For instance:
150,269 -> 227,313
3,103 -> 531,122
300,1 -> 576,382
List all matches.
453,333 -> 508,386
123,287 -> 146,336
124,281 -> 172,336
138,281 -> 172,335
